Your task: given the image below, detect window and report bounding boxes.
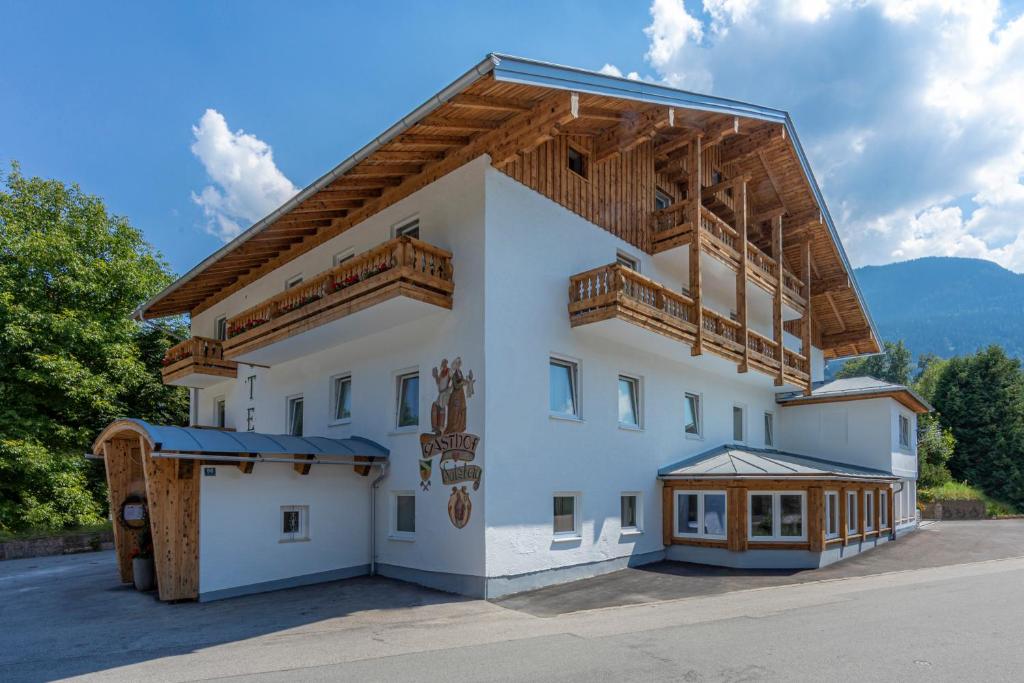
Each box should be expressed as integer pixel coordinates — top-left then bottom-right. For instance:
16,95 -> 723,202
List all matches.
748,492 -> 807,541
567,146 -> 588,178
898,414 -> 911,448
655,187 -> 673,211
392,492 -> 415,538
549,357 -> 579,419
732,405 -> 745,442
553,494 -> 579,537
825,491 -> 840,539
286,395 -> 303,436
674,491 -> 727,540
394,218 -> 420,239
616,250 -> 640,272
331,374 -> 352,423
764,412 -> 775,447
620,493 -> 641,532
684,393 -> 702,437
333,247 -> 355,267
214,316 -> 227,341
618,375 -> 641,428
847,491 -> 859,534
214,397 -> 226,428
395,371 -> 419,429
280,505 -> 309,542
285,274 -> 303,289
865,491 -> 876,532
880,491 -> 889,528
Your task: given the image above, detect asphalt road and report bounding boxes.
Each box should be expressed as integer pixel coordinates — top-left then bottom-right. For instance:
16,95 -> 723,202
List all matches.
3,521 -> 1024,682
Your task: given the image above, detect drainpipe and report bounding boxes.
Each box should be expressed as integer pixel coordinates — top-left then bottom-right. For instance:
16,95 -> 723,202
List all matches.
369,461 -> 391,576
189,388 -> 200,426
891,480 -> 904,540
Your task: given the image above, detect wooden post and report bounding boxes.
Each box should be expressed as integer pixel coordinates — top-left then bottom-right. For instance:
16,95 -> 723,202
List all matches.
737,180 -> 749,373
662,484 -> 673,547
801,239 -> 813,395
772,216 -> 784,386
839,486 -> 849,546
808,486 -> 824,552
888,485 -> 896,538
141,440 -> 200,601
689,136 -> 703,356
874,488 -> 882,534
858,488 -> 866,541
102,438 -> 145,584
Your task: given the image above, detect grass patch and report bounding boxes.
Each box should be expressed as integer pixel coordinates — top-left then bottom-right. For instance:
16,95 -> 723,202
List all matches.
919,481 -> 1019,517
0,520 -> 112,543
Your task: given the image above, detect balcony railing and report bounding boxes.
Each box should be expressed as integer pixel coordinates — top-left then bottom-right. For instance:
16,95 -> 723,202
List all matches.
222,236 -> 453,360
161,336 -> 237,387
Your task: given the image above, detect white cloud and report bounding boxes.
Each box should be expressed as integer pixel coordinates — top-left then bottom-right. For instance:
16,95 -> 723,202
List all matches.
190,109 -> 298,242
598,63 -> 642,80
635,0 -> 1024,271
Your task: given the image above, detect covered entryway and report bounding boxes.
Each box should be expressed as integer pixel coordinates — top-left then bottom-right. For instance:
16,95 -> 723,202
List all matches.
91,419 -> 388,601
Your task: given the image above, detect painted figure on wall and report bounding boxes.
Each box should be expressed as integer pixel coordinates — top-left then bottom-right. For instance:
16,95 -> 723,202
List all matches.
448,486 -> 472,529
430,359 -> 451,435
444,356 -> 475,434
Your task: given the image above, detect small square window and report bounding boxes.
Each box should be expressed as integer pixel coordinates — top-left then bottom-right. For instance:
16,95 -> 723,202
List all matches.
567,146 -> 588,178
553,494 -> 579,536
214,316 -> 227,341
285,274 -> 304,290
332,374 -> 352,423
214,397 -> 226,428
618,375 -> 641,428
333,248 -> 355,268
396,372 -> 419,429
616,251 -> 640,272
550,357 -> 580,419
287,395 -> 303,436
655,188 -> 673,211
732,405 -> 745,442
394,218 -> 420,239
620,494 -> 640,531
684,393 -> 702,437
764,412 -> 775,447
392,492 -> 415,538
280,505 -> 309,542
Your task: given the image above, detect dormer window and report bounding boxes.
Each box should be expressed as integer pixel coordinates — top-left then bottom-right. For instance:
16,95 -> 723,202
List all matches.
567,146 -> 588,179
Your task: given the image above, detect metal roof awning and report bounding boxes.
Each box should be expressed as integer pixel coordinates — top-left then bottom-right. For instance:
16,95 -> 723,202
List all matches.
658,444 -> 896,482
775,376 -> 932,413
92,418 -> 389,468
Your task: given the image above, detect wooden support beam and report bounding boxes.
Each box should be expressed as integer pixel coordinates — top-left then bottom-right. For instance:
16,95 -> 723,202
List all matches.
821,328 -> 871,348
801,239 -> 813,395
487,91 -> 580,166
719,125 -> 786,164
772,216 -> 785,387
702,173 -> 751,198
689,135 -> 704,356
808,486 -> 825,553
578,106 -> 625,122
737,180 -> 749,374
840,487 -> 849,546
238,453 -> 257,474
811,274 -> 851,296
422,117 -> 502,132
293,454 -> 315,476
449,93 -> 533,113
594,106 -> 676,163
391,133 -> 470,148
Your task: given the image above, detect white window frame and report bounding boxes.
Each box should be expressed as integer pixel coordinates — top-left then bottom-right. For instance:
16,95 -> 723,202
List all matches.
213,396 -> 226,428
617,373 -> 642,430
393,368 -> 419,432
655,187 -> 673,211
732,403 -> 747,443
332,247 -> 355,268
865,491 -> 876,532
620,492 -> 643,534
284,273 -> 304,290
684,392 -> 703,439
286,394 -> 304,437
330,372 -> 352,425
214,315 -> 227,341
549,355 -> 581,421
898,413 -> 912,450
764,411 -> 775,448
552,492 -> 581,540
880,490 -> 890,528
674,490 -> 728,540
392,216 -> 420,239
748,491 -> 807,542
847,490 -> 859,534
825,491 -> 840,539
280,505 -> 309,543
390,491 -> 416,540
616,250 -> 640,272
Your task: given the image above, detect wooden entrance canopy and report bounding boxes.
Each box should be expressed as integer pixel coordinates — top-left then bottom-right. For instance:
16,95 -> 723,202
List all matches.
91,419 -> 389,601
135,54 -> 880,360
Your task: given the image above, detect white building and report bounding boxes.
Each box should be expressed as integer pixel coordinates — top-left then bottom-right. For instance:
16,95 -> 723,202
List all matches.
93,54 -> 928,603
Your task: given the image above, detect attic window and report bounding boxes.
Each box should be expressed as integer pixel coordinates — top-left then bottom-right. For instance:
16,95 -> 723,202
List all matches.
655,188 -> 673,211
567,146 -> 588,179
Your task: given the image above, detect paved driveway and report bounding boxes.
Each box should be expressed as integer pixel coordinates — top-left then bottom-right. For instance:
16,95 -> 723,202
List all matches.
2,520 -> 1023,682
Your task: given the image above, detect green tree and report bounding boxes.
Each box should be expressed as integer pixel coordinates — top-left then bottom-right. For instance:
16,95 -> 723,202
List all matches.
913,353 -> 949,404
931,346 -> 1024,507
916,414 -> 954,488
835,339 -> 913,385
0,163 -> 188,533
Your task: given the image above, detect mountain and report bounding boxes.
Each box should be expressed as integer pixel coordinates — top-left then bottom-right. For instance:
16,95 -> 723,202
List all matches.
853,257 -> 1024,360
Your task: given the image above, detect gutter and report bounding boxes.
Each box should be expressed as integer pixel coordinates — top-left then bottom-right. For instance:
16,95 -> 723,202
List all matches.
135,53 -> 501,320
369,461 -> 391,576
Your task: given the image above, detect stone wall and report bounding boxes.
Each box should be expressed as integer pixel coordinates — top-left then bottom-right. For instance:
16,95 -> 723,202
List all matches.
922,500 -> 987,520
0,529 -> 114,561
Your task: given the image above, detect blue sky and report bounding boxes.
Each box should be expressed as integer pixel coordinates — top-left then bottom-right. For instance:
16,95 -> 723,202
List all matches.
4,1 -> 1024,274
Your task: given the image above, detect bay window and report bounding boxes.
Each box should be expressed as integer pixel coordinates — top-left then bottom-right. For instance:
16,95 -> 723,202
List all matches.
674,490 -> 727,540
748,491 -> 806,541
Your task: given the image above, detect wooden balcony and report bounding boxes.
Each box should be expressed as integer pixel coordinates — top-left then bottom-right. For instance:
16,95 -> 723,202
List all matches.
649,203 -> 806,314
161,337 -> 237,388
568,264 -> 810,388
222,236 -> 453,365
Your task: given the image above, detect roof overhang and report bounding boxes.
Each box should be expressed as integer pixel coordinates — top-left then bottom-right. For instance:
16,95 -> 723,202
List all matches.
777,387 -> 932,414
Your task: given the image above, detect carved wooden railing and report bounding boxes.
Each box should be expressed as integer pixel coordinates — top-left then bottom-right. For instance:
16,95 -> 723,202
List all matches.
746,329 -> 781,368
700,307 -> 744,355
649,200 -> 692,252
569,264 -> 696,335
161,336 -> 237,382
699,207 -> 740,262
784,348 -> 810,379
746,242 -> 778,282
782,270 -> 806,308
225,236 -> 453,342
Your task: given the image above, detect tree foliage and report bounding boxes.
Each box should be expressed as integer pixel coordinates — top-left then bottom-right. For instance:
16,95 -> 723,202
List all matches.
915,414 -> 955,489
0,163 -> 188,533
835,339 -> 913,385
931,346 -> 1024,508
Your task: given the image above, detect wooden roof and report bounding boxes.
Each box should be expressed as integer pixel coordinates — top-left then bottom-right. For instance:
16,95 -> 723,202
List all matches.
139,54 -> 880,359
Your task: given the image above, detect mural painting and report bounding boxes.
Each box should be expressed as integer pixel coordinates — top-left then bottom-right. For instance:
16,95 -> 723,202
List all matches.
420,356 -> 481,527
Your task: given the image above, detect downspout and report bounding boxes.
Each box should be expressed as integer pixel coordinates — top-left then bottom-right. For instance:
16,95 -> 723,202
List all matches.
369,461 -> 391,576
891,480 -> 904,540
